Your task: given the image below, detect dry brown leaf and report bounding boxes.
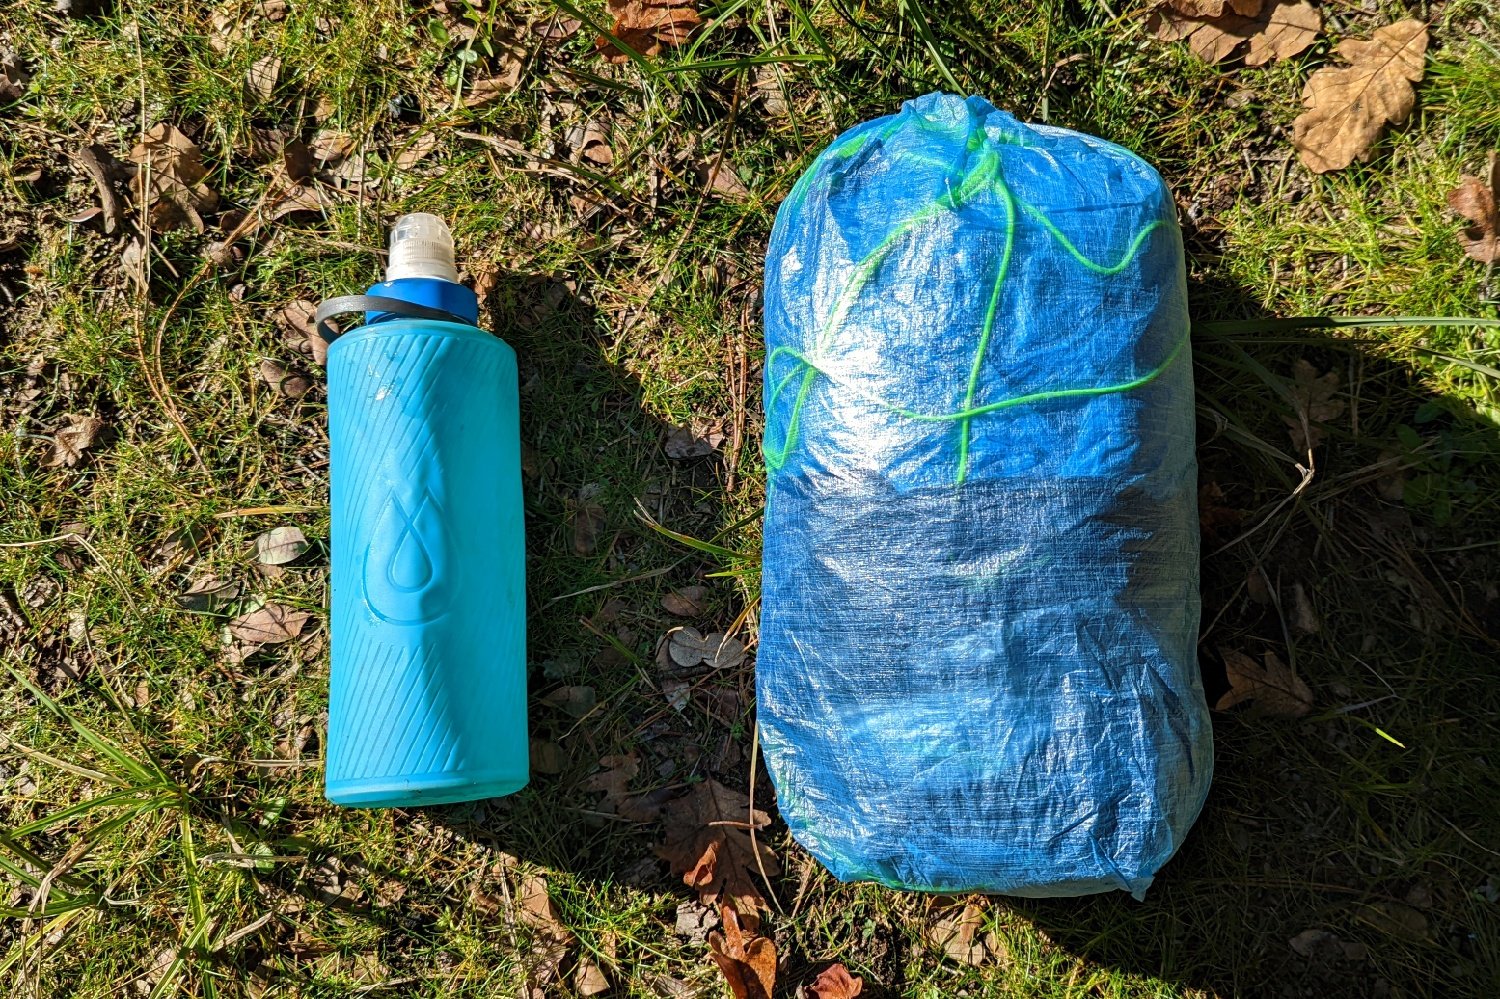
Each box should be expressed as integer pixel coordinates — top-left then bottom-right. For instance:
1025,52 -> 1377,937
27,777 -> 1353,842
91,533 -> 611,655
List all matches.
572,500 -> 606,555
657,778 -> 780,922
665,627 -> 746,672
395,132 -> 441,171
530,739 -> 567,774
926,901 -> 989,965
228,602 -> 311,645
309,128 -> 354,164
583,752 -> 665,822
1215,648 -> 1313,717
700,160 -> 749,197
662,584 -> 709,617
707,904 -> 775,999
518,873 -> 574,993
542,685 -> 597,717
1292,19 -> 1428,174
1,47 -> 29,101
600,0 -> 701,63
1283,359 -> 1345,451
1167,0 -> 1261,15
1241,0 -> 1320,65
128,123 -> 218,231
176,576 -> 242,613
807,963 -> 864,998
1289,928 -> 1368,962
256,525 -> 309,565
579,120 -> 614,166
1291,582 -> 1320,634
665,420 -> 724,458
1358,902 -> 1429,943
752,65 -> 789,116
574,932 -> 614,996
533,16 -> 582,40
463,36 -> 527,108
1151,0 -> 1319,66
247,54 -> 280,102
1447,152 -> 1500,263
278,139 -> 312,184
258,359 -> 312,400
276,300 -> 327,365
72,144 -> 124,234
46,414 -> 106,467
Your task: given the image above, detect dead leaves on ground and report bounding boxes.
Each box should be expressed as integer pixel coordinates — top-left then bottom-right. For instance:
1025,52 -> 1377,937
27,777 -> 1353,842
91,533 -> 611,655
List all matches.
227,601 -> 311,645
1448,152 -> 1499,264
662,584 -> 709,617
572,488 -> 607,556
708,903 -> 776,999
1292,19 -> 1428,174
599,0 -> 700,63
45,413 -> 107,467
806,963 -> 864,998
661,626 -> 747,673
517,872 -> 579,997
1284,359 -> 1345,453
128,123 -> 218,232
1152,6 -> 1432,174
1152,0 -> 1320,67
583,752 -> 667,822
1215,648 -> 1315,717
657,777 -> 780,925
925,900 -> 1006,966
255,525 -> 309,566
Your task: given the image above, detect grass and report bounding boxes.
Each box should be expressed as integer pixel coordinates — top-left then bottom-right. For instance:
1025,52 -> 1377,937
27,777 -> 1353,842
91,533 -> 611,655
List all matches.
1,0 -> 1499,995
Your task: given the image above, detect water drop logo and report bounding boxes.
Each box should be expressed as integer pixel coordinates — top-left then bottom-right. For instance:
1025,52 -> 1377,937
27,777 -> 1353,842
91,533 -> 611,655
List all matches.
362,487 -> 452,625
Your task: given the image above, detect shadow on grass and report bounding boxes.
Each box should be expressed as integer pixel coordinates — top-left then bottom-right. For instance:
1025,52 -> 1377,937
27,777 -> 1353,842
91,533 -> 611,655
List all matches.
1008,277 -> 1500,999
234,269 -> 1498,999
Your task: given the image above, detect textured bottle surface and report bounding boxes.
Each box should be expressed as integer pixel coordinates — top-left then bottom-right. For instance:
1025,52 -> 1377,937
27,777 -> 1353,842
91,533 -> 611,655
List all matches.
325,319 -> 527,807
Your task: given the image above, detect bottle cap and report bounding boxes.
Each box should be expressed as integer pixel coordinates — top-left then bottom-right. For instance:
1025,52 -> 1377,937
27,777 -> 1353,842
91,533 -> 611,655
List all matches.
385,212 -> 459,283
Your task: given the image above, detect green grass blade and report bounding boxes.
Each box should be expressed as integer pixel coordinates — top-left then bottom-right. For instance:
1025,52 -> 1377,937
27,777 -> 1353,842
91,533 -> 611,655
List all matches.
896,0 -> 962,91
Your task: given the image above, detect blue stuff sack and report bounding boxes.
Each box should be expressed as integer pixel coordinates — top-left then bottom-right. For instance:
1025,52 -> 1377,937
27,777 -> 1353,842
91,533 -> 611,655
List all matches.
757,93 -> 1212,898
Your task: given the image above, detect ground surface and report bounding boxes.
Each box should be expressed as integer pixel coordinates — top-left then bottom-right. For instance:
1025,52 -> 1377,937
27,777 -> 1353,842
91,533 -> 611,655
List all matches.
2,0 -> 1499,996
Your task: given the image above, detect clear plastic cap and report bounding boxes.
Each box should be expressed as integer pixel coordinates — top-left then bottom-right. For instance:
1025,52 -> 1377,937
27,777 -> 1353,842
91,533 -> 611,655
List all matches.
385,212 -> 459,283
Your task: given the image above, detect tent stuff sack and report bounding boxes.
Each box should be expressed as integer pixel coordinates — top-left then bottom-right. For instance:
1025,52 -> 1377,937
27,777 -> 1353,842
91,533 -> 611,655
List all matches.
757,93 -> 1213,898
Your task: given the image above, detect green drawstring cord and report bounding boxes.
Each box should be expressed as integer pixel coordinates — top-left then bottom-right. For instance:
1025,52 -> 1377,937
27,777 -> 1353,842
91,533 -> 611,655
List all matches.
764,139 -> 1171,482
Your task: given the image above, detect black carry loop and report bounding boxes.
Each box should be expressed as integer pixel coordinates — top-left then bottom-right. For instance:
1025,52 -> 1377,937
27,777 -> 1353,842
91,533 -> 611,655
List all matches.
313,295 -> 474,344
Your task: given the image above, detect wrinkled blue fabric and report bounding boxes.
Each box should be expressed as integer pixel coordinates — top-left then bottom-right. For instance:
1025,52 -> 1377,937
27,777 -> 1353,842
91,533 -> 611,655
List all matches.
757,93 -> 1212,898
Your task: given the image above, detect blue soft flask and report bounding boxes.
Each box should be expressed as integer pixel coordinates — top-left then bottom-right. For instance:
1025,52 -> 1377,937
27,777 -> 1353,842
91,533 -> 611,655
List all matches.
319,213 -> 527,808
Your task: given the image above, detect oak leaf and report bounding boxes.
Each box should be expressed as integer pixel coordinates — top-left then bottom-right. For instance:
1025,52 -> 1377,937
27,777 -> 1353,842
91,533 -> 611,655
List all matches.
1215,648 -> 1313,717
599,0 -> 699,63
707,903 -> 775,999
807,962 -> 864,998
656,778 -> 780,924
1292,19 -> 1427,174
1152,0 -> 1319,66
1447,152 -> 1499,263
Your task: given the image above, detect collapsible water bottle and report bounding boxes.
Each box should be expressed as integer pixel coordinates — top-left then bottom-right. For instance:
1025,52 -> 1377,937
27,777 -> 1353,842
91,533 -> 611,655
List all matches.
317,213 -> 527,808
